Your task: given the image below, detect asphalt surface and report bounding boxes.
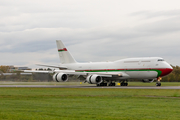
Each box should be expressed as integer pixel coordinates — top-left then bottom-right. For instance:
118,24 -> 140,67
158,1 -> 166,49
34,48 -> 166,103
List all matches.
0,85 -> 180,89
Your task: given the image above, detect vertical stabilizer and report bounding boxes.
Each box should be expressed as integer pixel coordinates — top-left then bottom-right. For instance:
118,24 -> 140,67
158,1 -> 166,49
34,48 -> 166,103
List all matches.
56,40 -> 77,64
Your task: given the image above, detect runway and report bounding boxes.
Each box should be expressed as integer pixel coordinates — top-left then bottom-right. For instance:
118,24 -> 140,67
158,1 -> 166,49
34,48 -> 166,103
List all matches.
0,85 -> 180,89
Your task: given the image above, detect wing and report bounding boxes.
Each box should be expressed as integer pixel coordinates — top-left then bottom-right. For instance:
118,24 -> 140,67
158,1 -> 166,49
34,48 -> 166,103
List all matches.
24,70 -> 54,73
24,69 -> 129,78
54,70 -> 130,78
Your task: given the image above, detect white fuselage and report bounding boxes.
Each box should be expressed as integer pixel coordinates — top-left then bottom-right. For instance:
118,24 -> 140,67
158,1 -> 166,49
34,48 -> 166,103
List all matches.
61,57 -> 172,80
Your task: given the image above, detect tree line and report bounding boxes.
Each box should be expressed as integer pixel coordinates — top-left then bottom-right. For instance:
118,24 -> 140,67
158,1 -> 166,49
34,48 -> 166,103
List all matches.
0,65 -> 10,73
162,65 -> 180,82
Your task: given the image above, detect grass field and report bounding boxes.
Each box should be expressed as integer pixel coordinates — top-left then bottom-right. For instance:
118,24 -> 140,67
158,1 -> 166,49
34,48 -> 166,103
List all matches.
0,87 -> 180,120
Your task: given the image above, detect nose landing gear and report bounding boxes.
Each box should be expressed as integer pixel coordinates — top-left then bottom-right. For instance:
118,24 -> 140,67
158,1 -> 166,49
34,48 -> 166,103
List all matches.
156,77 -> 162,86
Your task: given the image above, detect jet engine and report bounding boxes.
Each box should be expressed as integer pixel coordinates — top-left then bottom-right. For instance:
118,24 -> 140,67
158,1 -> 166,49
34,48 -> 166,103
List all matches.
53,73 -> 68,82
142,79 -> 155,83
86,74 -> 103,84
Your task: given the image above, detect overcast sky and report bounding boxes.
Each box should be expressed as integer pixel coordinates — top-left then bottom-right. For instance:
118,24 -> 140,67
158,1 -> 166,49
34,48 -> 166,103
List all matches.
1,0 -> 180,69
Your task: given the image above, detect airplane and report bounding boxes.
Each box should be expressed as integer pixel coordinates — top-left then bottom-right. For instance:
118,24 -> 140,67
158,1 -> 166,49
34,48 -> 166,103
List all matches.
25,40 -> 173,86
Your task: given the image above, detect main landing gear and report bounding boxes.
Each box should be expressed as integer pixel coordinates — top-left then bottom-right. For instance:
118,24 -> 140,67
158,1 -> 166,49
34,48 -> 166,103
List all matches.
156,77 -> 162,86
120,80 -> 128,86
108,82 -> 116,86
96,82 -> 107,86
96,82 -> 116,86
96,80 -> 129,87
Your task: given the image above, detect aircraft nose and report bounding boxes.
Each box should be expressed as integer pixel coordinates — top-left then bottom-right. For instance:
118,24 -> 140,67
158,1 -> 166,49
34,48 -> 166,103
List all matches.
160,65 -> 173,77
166,67 -> 173,74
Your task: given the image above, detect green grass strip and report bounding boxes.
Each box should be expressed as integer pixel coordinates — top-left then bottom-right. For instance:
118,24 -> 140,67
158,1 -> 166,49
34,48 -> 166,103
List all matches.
0,88 -> 180,120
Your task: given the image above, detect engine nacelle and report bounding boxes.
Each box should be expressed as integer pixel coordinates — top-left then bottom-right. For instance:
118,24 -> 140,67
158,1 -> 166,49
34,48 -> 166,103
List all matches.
53,73 -> 68,82
86,74 -> 103,84
142,79 -> 155,83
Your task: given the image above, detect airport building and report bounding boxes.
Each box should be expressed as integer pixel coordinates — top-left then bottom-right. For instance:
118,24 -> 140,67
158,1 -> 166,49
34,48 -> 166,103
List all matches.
8,66 -> 32,72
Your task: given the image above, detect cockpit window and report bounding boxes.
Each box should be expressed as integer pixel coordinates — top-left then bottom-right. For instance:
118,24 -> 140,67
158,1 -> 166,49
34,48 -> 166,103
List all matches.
158,59 -> 164,61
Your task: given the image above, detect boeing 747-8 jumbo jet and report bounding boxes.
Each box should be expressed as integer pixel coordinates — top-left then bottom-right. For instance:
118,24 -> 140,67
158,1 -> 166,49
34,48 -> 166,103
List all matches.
25,40 -> 173,86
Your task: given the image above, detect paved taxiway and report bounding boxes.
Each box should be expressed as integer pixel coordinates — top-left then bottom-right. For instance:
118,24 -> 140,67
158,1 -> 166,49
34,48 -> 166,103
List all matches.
0,85 -> 180,89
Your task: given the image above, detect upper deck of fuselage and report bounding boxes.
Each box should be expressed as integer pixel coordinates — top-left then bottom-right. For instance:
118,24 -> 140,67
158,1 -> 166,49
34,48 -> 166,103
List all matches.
114,57 -> 164,63
114,57 -> 172,70
64,57 -> 170,70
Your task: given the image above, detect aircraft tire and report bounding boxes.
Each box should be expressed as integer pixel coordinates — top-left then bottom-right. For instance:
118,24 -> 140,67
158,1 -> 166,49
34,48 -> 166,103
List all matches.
121,81 -> 128,86
97,82 -> 107,86
103,83 -> 107,86
108,83 -> 112,86
156,83 -> 161,86
121,83 -> 125,86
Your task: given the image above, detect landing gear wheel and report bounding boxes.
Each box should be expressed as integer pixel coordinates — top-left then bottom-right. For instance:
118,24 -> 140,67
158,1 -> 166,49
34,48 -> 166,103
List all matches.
156,83 -> 161,86
108,82 -> 116,86
121,81 -> 128,86
97,82 -> 107,86
108,83 -> 112,86
156,77 -> 162,86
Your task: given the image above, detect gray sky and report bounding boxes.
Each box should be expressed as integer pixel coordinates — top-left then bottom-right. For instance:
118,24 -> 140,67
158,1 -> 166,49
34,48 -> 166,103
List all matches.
1,0 -> 180,69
